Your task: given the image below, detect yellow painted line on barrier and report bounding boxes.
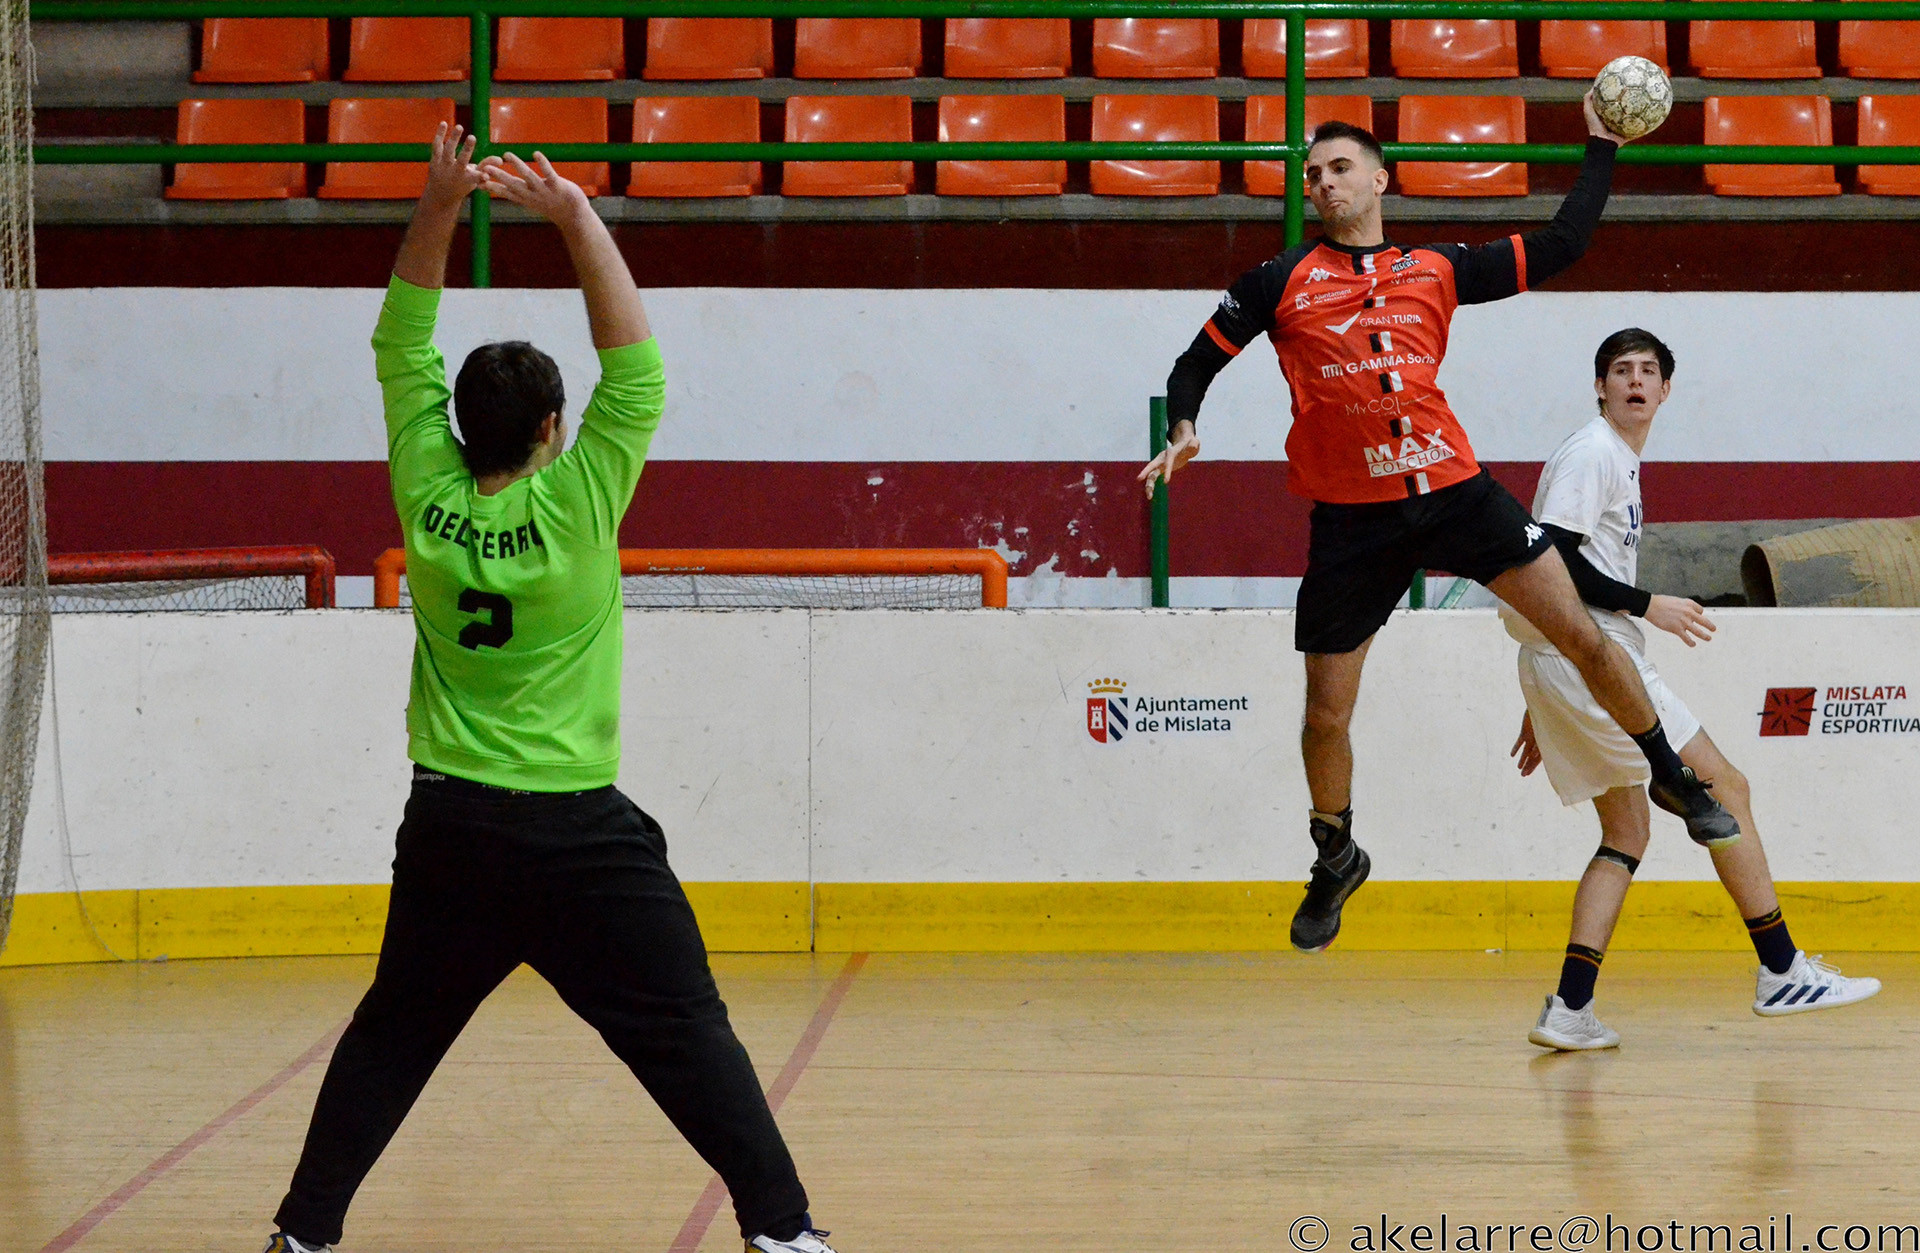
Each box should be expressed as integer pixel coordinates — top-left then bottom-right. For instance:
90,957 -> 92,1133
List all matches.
3,881 -> 1914,966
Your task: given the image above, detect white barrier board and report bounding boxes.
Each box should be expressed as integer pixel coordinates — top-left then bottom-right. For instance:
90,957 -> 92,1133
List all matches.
19,608 -> 1920,896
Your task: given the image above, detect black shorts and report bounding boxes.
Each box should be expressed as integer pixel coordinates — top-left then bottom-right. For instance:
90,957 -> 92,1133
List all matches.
1295,469 -> 1552,655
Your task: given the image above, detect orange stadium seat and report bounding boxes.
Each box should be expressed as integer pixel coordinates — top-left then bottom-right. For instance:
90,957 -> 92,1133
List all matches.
1391,20 -> 1520,77
1090,95 -> 1219,195
627,96 -> 763,198
318,97 -> 456,200
496,18 -> 626,81
783,96 -> 914,196
491,96 -> 610,196
793,19 -> 923,79
1244,95 -> 1373,195
343,18 -> 470,82
943,19 -> 1071,78
1396,95 -> 1528,196
1243,19 -> 1370,78
194,19 -> 330,83
1690,5 -> 1819,78
643,19 -> 774,80
1858,95 -> 1920,192
1841,2 -> 1920,77
1092,19 -> 1220,78
1703,95 -> 1840,195
937,94 -> 1066,195
1538,19 -> 1668,77
166,98 -> 307,200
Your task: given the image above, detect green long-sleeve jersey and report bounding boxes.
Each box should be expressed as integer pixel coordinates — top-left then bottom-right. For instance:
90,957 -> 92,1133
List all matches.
375,275 -> 664,790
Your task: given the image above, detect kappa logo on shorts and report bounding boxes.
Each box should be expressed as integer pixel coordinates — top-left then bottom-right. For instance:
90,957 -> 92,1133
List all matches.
1525,523 -> 1545,545
1087,678 -> 1129,744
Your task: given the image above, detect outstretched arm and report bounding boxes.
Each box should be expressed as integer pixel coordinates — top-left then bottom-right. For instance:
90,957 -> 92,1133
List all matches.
481,151 -> 650,349
394,123 -> 484,290
1450,92 -> 1629,305
1140,260 -> 1286,498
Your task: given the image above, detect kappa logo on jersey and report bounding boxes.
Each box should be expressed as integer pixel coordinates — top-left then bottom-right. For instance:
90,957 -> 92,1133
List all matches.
1307,267 -> 1336,283
1087,678 -> 1129,744
1525,523 -> 1545,545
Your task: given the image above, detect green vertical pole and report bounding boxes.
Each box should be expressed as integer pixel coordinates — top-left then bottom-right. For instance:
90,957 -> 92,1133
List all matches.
1149,395 -> 1171,609
1410,570 -> 1426,608
1284,9 -> 1306,247
469,9 -> 492,288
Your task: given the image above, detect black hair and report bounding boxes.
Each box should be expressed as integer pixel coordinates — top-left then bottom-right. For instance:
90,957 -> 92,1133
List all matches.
1593,327 -> 1675,381
452,341 -> 565,479
1594,327 -> 1674,413
1307,120 -> 1386,168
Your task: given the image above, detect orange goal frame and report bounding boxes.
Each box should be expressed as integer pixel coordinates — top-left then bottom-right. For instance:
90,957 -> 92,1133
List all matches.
48,545 -> 338,608
372,548 -> 1009,609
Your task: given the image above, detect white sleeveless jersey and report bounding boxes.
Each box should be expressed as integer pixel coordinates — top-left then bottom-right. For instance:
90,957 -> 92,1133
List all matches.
1502,416 -> 1644,654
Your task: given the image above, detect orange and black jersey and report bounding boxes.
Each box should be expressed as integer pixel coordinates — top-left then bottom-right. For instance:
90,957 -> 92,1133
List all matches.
1167,137 -> 1618,505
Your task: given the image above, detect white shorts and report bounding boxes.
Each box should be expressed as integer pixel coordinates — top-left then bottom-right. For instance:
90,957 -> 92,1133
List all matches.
1517,643 -> 1702,807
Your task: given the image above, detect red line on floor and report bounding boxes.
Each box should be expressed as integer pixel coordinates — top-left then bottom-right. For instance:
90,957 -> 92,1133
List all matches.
38,1019 -> 349,1253
668,952 -> 870,1253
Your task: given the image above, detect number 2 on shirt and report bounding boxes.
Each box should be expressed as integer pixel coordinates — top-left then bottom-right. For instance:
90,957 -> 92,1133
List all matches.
457,589 -> 514,650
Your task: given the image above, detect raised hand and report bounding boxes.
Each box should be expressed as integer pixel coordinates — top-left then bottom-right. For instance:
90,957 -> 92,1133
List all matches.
1138,421 -> 1202,500
1582,89 -> 1634,147
1511,711 -> 1542,777
423,122 -> 485,207
1644,594 -> 1716,647
480,151 -> 593,227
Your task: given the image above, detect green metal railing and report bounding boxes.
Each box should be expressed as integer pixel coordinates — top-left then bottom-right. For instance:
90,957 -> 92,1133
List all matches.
31,0 -> 1920,604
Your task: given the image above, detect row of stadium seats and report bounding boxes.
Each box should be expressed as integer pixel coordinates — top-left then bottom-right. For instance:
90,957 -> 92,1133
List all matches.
192,16 -> 1920,84
163,92 -> 1920,200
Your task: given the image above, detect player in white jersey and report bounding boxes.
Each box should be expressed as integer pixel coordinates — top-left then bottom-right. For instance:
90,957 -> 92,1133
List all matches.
1502,329 -> 1879,1051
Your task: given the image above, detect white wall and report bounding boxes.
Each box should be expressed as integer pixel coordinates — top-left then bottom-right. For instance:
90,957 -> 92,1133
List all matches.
20,607 -> 1920,900
40,289 -> 1920,463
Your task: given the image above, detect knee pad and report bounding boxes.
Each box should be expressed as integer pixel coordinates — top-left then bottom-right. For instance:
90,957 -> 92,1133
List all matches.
1592,845 -> 1641,875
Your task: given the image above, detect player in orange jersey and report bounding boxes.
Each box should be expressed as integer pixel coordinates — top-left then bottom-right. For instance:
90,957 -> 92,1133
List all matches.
1141,99 -> 1738,952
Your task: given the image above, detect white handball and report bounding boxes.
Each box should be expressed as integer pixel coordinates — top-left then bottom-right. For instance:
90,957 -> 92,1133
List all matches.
1591,55 -> 1673,140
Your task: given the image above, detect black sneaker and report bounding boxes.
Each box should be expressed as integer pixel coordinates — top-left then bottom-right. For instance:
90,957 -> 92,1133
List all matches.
1647,766 -> 1741,849
1290,843 -> 1370,952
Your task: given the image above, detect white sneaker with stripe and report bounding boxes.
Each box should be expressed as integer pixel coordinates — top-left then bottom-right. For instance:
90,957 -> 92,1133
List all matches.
1753,952 -> 1881,1017
261,1236 -> 332,1253
1527,994 -> 1621,1051
748,1229 -> 838,1253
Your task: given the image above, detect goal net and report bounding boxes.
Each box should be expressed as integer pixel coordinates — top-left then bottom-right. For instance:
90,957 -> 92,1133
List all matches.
0,0 -> 40,956
374,548 -> 1010,610
47,547 -> 338,612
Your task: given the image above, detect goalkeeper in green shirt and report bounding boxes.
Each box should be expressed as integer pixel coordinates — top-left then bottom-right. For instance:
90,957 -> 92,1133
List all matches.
267,125 -> 835,1253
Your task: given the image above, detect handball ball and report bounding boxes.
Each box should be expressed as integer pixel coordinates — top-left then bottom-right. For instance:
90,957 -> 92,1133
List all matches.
1591,55 -> 1673,140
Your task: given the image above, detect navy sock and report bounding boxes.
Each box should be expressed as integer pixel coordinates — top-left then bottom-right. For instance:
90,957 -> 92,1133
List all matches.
1627,719 -> 1686,787
1745,908 -> 1797,975
1557,943 -> 1605,1010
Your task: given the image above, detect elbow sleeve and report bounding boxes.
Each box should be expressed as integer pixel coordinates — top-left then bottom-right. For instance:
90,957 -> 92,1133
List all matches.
1546,525 -> 1652,617
1166,332 -> 1233,434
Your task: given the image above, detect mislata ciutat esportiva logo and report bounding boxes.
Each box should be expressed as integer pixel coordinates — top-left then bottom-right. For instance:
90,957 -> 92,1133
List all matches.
1759,683 -> 1920,738
1085,678 -> 1250,745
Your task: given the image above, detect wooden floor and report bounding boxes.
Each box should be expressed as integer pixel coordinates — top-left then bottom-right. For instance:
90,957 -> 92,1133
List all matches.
4,950 -> 1916,1252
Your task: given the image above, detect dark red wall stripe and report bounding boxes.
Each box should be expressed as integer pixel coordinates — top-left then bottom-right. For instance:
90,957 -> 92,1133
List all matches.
38,221 -> 1920,292
45,460 -> 1920,580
